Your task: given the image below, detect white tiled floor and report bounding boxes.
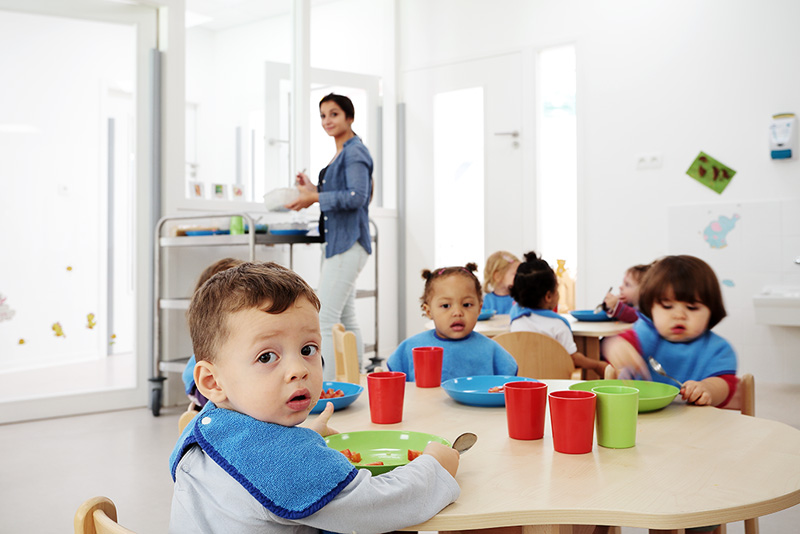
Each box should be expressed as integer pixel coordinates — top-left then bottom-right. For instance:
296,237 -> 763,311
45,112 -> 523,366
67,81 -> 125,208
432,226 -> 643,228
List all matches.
1,383 -> 799,533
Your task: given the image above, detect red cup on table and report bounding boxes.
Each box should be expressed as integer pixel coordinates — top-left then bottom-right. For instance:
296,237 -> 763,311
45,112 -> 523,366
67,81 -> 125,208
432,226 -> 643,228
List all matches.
412,346 -> 443,387
549,390 -> 597,454
367,371 -> 407,424
504,381 -> 548,440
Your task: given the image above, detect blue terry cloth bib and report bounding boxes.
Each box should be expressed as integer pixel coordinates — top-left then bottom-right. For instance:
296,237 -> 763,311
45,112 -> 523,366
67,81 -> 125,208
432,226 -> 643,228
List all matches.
170,403 -> 358,519
510,304 -> 572,330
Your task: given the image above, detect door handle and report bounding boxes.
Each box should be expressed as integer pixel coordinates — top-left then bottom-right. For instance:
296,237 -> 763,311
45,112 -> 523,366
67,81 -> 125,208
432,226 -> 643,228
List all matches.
494,131 -> 519,138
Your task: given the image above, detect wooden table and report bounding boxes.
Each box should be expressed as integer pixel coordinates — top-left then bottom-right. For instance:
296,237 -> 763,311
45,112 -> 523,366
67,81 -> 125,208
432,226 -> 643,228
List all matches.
425,315 -> 632,379
326,379 -> 800,533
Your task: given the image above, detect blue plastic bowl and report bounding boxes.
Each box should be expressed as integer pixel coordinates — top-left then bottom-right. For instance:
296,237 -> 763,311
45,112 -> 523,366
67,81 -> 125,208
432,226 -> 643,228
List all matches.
441,375 -> 537,407
310,381 -> 364,414
569,309 -> 613,322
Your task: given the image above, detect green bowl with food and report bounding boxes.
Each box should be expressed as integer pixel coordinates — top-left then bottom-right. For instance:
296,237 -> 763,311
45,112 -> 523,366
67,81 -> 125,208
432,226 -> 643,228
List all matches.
325,430 -> 450,475
569,379 -> 680,412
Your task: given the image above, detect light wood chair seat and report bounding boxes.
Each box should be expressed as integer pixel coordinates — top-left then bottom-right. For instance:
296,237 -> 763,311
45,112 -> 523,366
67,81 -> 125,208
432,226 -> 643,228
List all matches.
492,331 -> 582,380
332,323 -> 360,384
74,496 -> 136,534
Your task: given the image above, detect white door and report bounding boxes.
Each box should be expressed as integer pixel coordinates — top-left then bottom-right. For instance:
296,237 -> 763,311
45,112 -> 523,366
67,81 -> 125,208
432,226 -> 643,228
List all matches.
0,0 -> 157,423
403,53 -> 527,335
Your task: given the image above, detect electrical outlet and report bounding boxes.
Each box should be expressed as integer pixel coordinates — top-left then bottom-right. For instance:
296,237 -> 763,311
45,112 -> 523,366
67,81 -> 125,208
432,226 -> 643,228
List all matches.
636,153 -> 663,169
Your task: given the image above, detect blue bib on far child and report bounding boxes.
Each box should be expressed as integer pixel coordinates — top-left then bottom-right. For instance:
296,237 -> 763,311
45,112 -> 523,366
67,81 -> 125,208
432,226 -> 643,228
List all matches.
170,403 -> 358,520
510,304 -> 572,330
634,315 -> 737,384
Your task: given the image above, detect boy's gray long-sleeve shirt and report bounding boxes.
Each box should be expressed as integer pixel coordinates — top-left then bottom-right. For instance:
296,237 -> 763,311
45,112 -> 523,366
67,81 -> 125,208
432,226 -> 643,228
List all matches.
169,445 -> 460,534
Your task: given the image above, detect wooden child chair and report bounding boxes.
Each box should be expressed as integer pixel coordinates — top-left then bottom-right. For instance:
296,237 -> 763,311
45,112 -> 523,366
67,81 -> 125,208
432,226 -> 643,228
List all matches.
74,496 -> 136,534
492,331 -> 582,380
650,373 -> 758,534
332,323 -> 360,383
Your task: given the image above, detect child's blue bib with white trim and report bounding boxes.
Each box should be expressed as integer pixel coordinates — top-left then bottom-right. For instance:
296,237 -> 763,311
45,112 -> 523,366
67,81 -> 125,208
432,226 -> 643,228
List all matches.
169,403 -> 358,519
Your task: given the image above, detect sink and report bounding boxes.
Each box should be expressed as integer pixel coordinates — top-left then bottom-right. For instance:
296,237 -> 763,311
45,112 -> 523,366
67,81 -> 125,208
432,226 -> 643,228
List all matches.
753,286 -> 800,326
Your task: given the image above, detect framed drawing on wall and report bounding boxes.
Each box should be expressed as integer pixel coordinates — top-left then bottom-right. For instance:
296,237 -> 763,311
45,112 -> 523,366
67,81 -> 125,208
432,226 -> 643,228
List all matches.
188,181 -> 204,199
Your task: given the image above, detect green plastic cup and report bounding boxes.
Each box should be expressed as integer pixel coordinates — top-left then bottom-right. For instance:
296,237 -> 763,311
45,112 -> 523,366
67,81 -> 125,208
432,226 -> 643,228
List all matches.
592,385 -> 639,449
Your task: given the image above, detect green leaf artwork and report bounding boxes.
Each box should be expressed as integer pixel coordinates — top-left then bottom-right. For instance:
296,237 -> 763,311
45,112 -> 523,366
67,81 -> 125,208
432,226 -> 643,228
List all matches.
686,151 -> 736,194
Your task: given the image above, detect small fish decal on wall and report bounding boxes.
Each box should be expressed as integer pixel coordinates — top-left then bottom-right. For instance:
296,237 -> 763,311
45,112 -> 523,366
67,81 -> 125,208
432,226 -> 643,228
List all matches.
86,313 -> 97,329
18,339 -> 25,345
52,322 -> 66,338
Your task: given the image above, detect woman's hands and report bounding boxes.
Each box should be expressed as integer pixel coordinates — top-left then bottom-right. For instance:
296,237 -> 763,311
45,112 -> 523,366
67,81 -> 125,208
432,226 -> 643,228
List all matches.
285,171 -> 319,211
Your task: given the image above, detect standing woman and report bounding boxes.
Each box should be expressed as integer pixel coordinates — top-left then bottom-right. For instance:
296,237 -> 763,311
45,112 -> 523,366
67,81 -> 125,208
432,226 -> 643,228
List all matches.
286,93 -> 373,380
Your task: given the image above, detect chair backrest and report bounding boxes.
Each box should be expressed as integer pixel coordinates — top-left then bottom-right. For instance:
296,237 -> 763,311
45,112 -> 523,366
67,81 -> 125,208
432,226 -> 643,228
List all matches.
492,331 -> 576,379
178,404 -> 198,434
74,496 -> 136,534
739,373 -> 755,417
332,323 -> 360,384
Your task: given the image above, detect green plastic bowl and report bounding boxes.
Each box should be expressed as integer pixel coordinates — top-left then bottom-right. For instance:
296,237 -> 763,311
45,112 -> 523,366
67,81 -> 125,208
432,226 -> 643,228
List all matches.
325,430 -> 450,475
569,379 -> 680,412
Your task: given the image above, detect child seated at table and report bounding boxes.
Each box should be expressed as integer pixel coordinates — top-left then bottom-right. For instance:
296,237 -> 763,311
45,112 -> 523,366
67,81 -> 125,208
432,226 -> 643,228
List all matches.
481,250 -> 520,315
170,262 -> 460,533
509,251 -> 611,377
182,257 -> 244,410
602,262 -> 652,323
602,255 -> 737,407
387,263 -> 518,382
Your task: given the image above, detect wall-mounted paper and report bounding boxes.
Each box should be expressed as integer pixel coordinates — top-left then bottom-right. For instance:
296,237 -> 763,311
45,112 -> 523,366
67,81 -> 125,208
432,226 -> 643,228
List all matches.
686,151 -> 736,194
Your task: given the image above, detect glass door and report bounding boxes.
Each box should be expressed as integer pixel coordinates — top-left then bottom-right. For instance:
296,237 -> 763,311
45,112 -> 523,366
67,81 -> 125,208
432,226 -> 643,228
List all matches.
0,0 -> 157,423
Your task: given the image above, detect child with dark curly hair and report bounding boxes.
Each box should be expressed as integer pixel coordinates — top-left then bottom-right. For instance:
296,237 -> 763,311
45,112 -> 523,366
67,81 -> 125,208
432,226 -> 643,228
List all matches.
387,263 -> 518,382
510,251 -> 611,377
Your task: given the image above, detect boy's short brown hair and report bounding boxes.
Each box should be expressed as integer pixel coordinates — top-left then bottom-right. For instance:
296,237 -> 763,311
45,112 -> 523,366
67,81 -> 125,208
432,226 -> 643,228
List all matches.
187,261 -> 320,363
638,255 -> 727,329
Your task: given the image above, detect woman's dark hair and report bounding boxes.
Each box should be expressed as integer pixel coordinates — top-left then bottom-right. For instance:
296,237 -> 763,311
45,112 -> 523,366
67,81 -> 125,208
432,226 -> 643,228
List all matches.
510,251 -> 557,309
320,93 -> 355,120
637,255 -> 727,329
420,263 -> 482,309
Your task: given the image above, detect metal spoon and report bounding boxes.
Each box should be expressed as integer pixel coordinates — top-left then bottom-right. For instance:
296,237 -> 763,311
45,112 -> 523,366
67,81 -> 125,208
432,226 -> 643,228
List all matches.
452,432 -> 478,455
648,356 -> 684,389
594,287 -> 613,313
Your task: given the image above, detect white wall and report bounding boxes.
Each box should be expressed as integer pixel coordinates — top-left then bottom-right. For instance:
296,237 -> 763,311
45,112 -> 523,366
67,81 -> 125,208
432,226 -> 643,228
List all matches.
398,0 -> 800,383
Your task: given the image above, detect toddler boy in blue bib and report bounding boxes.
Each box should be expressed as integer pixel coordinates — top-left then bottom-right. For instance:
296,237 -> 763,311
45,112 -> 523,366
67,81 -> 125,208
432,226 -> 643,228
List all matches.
169,262 -> 460,534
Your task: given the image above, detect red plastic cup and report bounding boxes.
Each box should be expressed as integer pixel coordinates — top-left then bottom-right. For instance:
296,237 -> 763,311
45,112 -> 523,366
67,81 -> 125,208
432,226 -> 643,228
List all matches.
549,390 -> 597,454
504,381 -> 548,440
367,371 -> 406,424
412,346 -> 444,387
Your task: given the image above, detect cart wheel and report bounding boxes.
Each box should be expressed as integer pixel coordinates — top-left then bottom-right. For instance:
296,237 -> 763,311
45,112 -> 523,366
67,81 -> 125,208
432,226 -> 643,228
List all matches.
151,387 -> 162,417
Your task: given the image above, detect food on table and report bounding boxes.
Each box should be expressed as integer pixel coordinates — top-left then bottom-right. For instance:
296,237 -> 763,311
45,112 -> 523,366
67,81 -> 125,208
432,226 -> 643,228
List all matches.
340,448 -> 423,465
340,448 -> 362,463
488,385 -> 505,393
320,388 -> 346,399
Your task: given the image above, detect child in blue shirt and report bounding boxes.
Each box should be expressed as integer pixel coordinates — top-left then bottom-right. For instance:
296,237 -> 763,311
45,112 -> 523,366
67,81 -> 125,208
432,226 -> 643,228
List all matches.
480,251 -> 520,315
602,255 -> 737,407
388,263 -> 518,382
